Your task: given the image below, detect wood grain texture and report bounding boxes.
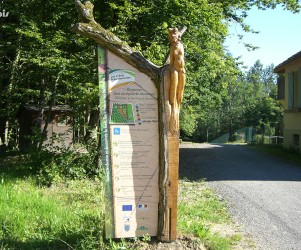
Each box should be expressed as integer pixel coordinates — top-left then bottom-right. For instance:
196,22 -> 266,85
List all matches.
158,68 -> 180,242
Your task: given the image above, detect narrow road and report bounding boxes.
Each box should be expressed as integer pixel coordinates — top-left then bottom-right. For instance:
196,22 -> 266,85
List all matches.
180,143 -> 301,250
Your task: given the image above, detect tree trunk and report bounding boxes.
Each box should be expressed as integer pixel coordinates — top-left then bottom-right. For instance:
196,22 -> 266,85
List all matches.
6,46 -> 21,147
35,79 -> 45,148
0,28 -> 6,145
38,75 -> 59,151
84,109 -> 99,143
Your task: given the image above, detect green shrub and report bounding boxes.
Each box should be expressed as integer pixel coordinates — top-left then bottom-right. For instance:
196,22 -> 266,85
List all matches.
28,133 -> 101,186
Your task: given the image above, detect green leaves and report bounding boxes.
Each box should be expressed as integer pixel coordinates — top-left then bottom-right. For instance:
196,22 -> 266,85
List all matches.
0,0 -> 99,146
1,0 -> 296,145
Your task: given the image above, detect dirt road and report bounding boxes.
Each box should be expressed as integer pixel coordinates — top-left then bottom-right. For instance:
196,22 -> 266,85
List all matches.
180,143 -> 301,250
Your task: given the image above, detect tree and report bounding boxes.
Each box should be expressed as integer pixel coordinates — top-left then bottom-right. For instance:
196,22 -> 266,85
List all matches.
0,1 -> 98,147
0,0 -> 298,147
243,61 -> 283,141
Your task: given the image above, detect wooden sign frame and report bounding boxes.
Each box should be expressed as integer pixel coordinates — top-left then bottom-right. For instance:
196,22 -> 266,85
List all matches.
74,0 -> 185,241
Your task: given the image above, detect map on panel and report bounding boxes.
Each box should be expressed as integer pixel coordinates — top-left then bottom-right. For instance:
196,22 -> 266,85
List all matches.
110,103 -> 135,124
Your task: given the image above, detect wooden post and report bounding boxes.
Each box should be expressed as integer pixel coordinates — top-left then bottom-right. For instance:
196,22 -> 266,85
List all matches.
160,27 -> 185,241
158,67 -> 181,241
167,136 -> 179,240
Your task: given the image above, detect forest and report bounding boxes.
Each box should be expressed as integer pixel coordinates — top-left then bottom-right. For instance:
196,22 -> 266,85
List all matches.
0,1 -> 300,249
0,0 -> 299,149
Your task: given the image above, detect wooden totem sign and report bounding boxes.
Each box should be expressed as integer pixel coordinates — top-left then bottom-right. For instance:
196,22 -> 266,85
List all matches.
73,0 -> 186,241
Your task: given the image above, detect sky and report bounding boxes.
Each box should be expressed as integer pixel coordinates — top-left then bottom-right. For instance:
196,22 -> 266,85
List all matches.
224,6 -> 301,69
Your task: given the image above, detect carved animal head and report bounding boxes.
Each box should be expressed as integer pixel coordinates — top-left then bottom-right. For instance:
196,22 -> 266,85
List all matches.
168,28 -> 181,43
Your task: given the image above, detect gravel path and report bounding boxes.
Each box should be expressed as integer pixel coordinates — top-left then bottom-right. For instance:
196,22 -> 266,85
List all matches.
179,143 -> 301,250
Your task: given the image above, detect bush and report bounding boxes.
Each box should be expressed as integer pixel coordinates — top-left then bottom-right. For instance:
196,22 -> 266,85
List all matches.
28,133 -> 101,186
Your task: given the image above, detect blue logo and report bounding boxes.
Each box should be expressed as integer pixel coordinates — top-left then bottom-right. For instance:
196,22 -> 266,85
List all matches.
122,205 -> 132,211
124,224 -> 130,231
114,128 -> 121,135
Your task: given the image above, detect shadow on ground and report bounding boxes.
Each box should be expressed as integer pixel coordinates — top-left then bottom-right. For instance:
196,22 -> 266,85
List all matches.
179,143 -> 301,182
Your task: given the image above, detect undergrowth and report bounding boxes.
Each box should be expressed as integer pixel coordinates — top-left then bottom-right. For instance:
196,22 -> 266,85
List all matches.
0,135 -> 248,249
178,179 -> 242,250
28,134 -> 100,186
0,135 -> 108,250
0,170 -> 105,250
0,137 -> 152,250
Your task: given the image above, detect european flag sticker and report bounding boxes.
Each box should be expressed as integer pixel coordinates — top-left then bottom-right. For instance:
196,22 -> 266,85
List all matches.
122,205 -> 132,211
114,127 -> 121,135
137,204 -> 148,210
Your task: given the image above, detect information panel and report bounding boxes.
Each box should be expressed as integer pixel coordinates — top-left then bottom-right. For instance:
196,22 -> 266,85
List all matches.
104,50 -> 159,238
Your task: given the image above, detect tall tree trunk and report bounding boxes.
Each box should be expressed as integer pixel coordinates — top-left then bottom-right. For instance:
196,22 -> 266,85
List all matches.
84,109 -> 99,143
6,46 -> 21,147
38,74 -> 60,151
35,79 -> 45,149
0,32 -> 6,145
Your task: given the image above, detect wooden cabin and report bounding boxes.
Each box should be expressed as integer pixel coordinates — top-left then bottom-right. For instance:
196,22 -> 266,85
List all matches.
18,105 -> 73,151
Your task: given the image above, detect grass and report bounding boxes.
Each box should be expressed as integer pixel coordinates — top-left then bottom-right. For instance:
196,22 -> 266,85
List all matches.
178,179 -> 245,250
0,154 -> 105,250
0,152 -> 249,250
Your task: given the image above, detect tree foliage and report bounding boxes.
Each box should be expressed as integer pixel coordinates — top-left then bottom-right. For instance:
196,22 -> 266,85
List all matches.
0,0 -> 298,147
0,1 -> 98,147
